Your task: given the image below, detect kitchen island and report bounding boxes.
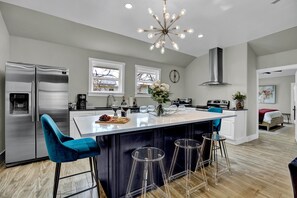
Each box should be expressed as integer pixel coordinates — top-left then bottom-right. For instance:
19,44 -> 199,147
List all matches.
74,110 -> 234,198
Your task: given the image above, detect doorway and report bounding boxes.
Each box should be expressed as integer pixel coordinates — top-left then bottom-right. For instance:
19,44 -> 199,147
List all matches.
256,64 -> 297,140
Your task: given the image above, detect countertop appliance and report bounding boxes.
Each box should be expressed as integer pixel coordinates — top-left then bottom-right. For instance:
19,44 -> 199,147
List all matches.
5,62 -> 69,166
171,98 -> 192,107
196,99 -> 230,111
76,94 -> 86,110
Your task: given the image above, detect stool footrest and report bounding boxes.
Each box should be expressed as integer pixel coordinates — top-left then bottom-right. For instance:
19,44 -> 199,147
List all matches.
169,170 -> 208,193
64,184 -> 97,198
126,183 -> 168,198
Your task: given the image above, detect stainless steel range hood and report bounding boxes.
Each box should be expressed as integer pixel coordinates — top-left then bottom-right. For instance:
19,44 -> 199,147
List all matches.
200,47 -> 229,86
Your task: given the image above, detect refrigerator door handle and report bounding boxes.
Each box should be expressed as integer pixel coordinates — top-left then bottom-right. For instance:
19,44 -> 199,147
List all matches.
36,81 -> 40,122
31,81 -> 35,122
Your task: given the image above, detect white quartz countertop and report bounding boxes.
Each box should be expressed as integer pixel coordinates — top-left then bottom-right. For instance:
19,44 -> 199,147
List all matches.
73,110 -> 235,137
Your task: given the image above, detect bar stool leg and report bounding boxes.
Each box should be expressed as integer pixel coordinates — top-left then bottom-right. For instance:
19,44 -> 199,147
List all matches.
218,141 -> 223,156
195,146 -> 208,191
168,146 -> 179,180
158,154 -> 171,198
93,157 -> 101,198
141,160 -> 149,198
89,157 -> 94,186
126,151 -> 139,197
222,141 -> 231,173
148,148 -> 154,184
214,140 -> 219,184
185,147 -> 192,198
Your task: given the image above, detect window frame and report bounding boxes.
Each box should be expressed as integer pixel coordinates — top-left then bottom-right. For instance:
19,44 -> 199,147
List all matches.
135,65 -> 161,97
88,58 -> 125,96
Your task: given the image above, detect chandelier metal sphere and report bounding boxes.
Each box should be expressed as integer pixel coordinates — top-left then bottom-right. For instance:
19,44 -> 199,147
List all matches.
137,0 -> 194,54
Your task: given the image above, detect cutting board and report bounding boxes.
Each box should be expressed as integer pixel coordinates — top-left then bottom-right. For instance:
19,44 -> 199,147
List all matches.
95,117 -> 130,124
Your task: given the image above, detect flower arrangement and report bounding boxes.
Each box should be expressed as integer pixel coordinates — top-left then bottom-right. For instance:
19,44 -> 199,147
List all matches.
149,80 -> 171,103
232,91 -> 247,101
149,80 -> 170,116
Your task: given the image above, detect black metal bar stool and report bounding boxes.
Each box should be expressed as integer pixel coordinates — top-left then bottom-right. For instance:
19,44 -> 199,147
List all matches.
202,132 -> 231,184
126,147 -> 170,198
168,139 -> 208,197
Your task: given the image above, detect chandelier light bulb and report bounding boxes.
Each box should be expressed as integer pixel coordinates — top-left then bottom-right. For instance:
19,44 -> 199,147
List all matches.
137,28 -> 144,33
178,33 -> 186,39
161,47 -> 165,54
148,33 -> 154,39
165,13 -> 170,20
180,9 -> 186,16
187,29 -> 194,33
171,14 -> 176,20
172,42 -> 179,50
150,45 -> 155,50
148,8 -> 153,15
150,25 -> 154,29
176,25 -> 180,30
155,42 -> 161,48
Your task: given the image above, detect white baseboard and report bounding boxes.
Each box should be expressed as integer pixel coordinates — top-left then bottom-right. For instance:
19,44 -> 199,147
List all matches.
226,133 -> 258,145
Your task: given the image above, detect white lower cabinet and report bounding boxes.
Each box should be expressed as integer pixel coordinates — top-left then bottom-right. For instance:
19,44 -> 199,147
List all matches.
220,110 -> 247,145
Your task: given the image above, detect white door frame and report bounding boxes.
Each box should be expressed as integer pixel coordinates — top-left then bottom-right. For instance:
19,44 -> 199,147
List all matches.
295,71 -> 297,142
291,83 -> 295,124
256,64 -> 297,139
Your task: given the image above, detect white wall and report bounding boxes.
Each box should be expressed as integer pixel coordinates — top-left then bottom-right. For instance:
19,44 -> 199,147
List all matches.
0,10 -> 10,154
247,45 -> 258,136
257,49 -> 297,69
259,75 -> 295,113
9,36 -> 185,107
185,43 -> 248,108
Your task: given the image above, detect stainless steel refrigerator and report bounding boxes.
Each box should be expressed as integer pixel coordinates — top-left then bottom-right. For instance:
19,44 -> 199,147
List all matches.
5,62 -> 69,166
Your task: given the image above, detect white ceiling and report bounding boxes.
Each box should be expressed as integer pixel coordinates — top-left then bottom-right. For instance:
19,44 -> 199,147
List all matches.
1,0 -> 297,57
259,69 -> 296,79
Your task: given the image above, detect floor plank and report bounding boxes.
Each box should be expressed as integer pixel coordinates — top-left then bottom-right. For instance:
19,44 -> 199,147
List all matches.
0,124 -> 295,198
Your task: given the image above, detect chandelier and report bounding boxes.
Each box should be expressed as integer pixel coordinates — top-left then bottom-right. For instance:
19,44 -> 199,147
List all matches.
137,0 -> 194,54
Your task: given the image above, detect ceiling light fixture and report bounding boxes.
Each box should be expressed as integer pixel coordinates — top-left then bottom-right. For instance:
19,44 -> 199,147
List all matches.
125,3 -> 133,9
198,34 -> 204,38
137,0 -> 194,54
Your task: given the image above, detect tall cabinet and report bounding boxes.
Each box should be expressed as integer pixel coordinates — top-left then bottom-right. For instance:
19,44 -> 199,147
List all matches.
220,110 -> 247,145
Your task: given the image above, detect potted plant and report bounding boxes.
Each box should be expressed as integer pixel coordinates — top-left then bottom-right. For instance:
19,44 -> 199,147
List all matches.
232,91 -> 247,110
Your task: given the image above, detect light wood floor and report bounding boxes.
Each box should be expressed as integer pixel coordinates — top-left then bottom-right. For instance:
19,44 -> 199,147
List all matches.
0,125 -> 296,198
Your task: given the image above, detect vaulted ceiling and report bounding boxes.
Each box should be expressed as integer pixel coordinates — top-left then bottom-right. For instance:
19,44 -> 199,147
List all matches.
0,0 -> 297,66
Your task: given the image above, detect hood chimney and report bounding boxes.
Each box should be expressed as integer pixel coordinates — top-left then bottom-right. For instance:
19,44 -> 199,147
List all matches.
200,47 -> 229,85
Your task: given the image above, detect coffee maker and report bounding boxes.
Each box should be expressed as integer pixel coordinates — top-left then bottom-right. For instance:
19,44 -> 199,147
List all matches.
77,94 -> 87,110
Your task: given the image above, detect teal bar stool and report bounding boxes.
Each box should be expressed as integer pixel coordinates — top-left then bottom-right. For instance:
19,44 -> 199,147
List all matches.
208,107 -> 223,155
41,114 -> 101,198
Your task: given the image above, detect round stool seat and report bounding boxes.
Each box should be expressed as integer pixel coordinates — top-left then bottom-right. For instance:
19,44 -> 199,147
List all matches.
132,147 -> 165,162
202,133 -> 226,142
174,138 -> 201,149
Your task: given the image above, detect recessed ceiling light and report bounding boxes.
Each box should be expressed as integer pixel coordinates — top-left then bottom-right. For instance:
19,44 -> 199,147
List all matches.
198,34 -> 204,38
125,3 -> 133,9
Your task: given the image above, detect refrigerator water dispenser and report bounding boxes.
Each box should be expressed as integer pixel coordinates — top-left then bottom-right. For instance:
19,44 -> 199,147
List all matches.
9,93 -> 29,114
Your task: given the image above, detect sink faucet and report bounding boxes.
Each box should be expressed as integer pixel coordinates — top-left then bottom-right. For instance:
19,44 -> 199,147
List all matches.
107,95 -> 116,107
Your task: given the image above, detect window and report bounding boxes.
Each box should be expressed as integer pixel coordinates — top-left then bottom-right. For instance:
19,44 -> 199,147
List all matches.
89,58 -> 125,96
135,65 -> 161,97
